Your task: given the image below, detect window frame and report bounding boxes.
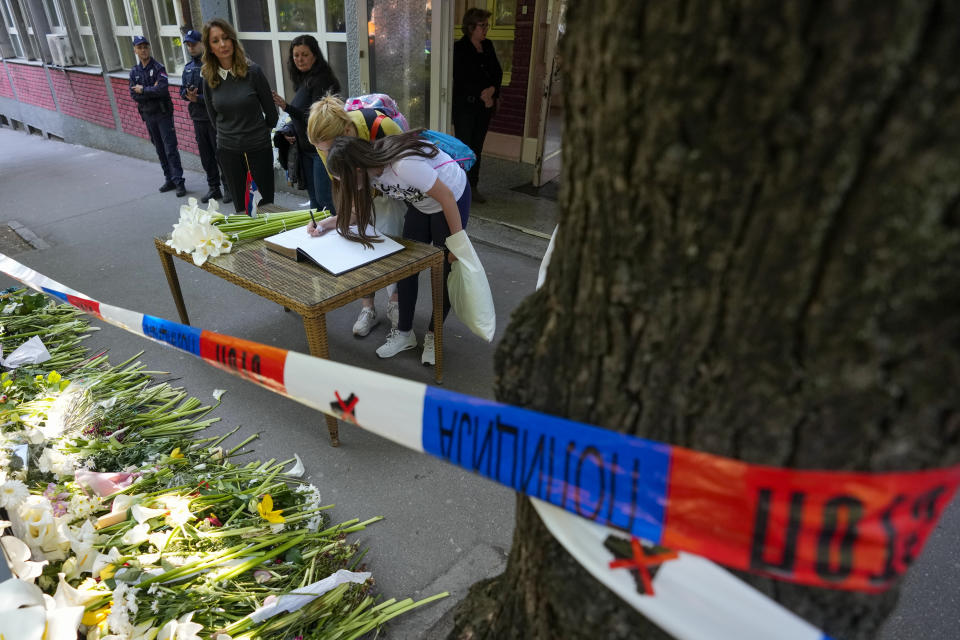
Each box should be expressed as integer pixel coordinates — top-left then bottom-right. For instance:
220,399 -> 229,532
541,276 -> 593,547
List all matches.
68,0 -> 100,66
106,0 -> 142,69
0,0 -> 27,58
229,0 -> 348,102
40,0 -> 65,33
149,0 -> 185,75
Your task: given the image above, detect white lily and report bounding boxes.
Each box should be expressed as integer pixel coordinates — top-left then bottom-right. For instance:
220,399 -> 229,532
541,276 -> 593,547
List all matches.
1,533 -> 49,580
285,454 -> 305,478
157,495 -> 194,527
121,522 -> 151,546
157,611 -> 203,640
112,493 -> 143,513
53,572 -> 104,608
131,504 -> 167,524
92,546 -> 123,579
0,578 -> 83,640
147,529 -> 173,552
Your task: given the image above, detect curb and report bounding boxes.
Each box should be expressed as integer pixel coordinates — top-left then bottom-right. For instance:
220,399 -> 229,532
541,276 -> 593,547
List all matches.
8,220 -> 51,251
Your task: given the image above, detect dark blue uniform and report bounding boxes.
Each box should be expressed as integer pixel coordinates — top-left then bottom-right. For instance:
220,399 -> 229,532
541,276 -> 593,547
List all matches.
180,54 -> 224,193
129,57 -> 184,187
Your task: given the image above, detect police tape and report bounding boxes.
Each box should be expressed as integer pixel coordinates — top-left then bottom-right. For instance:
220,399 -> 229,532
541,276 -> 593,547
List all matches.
0,254 -> 956,600
530,500 -> 833,640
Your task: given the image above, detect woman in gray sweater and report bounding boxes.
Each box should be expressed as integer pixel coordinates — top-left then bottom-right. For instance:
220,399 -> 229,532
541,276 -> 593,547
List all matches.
201,18 -> 279,212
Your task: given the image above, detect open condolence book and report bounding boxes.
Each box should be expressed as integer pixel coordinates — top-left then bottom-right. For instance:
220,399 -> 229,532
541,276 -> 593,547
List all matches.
264,224 -> 404,275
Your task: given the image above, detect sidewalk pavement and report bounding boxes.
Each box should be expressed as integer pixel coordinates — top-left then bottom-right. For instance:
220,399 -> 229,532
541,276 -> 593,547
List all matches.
0,124 -> 557,638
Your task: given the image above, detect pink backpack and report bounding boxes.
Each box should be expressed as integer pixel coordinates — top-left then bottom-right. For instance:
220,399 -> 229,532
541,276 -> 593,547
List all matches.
344,93 -> 410,132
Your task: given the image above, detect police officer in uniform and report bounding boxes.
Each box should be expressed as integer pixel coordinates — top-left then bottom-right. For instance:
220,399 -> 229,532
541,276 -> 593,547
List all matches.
180,29 -> 230,204
129,35 -> 186,197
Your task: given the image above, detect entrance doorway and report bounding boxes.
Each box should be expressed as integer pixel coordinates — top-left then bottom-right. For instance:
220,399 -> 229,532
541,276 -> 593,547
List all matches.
532,0 -> 565,187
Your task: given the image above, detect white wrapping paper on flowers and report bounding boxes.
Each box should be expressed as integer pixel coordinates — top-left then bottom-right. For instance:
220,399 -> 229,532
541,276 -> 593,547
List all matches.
445,230 -> 495,342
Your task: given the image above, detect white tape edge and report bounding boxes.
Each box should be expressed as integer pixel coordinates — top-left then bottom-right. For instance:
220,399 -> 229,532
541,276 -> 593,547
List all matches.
283,352 -> 427,452
531,499 -> 828,640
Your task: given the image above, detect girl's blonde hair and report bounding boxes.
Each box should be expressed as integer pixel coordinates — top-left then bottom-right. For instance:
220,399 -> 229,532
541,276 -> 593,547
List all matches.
201,18 -> 249,89
307,95 -> 352,147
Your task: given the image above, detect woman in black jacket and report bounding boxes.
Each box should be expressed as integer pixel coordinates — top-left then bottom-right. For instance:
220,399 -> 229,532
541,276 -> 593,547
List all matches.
452,8 -> 502,204
202,18 -> 279,212
272,35 -> 341,211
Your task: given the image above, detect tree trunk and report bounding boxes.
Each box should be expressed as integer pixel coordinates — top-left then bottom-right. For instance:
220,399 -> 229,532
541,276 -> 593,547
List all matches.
450,2 -> 960,639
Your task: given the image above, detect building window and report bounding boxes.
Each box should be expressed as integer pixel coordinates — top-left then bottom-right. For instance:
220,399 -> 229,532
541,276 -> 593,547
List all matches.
107,0 -> 142,68
150,0 -> 185,75
0,0 -> 26,57
70,0 -> 99,66
230,0 -> 348,107
41,0 -> 65,32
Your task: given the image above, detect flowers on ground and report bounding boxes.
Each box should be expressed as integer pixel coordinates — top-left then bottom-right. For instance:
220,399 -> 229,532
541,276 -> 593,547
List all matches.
0,288 -> 445,639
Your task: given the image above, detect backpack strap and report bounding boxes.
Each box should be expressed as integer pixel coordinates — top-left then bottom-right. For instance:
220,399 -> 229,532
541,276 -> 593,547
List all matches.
432,158 -> 472,169
369,113 -> 386,141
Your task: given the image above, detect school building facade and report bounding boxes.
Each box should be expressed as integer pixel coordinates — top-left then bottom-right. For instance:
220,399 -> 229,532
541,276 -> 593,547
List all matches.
0,0 -> 564,186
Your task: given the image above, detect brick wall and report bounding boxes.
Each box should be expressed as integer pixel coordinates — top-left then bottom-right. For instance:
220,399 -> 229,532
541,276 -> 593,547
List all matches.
0,63 -> 13,99
7,63 -> 55,111
110,76 -> 198,152
111,76 -> 149,139
49,71 -> 115,129
172,89 -> 198,155
490,0 -> 534,137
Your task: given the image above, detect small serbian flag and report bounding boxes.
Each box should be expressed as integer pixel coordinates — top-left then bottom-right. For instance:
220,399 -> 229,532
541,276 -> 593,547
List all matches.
244,170 -> 262,217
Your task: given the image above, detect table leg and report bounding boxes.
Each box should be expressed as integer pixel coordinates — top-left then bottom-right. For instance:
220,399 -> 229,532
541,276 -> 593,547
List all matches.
156,248 -> 190,325
431,257 -> 444,385
303,313 -> 340,447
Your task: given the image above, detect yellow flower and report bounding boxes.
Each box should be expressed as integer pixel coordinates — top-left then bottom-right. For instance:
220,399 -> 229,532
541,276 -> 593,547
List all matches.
46,371 -> 62,385
170,447 -> 184,459
82,605 -> 111,626
99,563 -> 116,580
256,494 -> 285,524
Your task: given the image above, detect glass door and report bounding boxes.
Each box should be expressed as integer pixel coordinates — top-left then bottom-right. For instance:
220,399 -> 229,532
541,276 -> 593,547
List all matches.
532,0 -> 565,187
357,0 -> 442,130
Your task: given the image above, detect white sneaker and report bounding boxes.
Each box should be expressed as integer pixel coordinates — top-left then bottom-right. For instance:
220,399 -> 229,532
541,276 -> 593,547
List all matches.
352,307 -> 379,337
421,331 -> 435,366
376,329 -> 417,358
386,300 -> 399,329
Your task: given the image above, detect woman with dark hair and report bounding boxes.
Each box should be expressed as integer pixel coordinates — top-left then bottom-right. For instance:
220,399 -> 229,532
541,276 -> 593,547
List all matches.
272,35 -> 341,212
323,131 -> 471,365
452,7 -> 502,204
201,18 -> 278,212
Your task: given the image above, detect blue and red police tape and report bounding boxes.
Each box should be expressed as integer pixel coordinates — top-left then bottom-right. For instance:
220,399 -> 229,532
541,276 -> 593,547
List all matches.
2,253 -> 952,638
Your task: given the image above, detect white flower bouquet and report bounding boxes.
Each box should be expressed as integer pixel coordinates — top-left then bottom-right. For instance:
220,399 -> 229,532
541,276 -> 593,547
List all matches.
166,199 -> 331,266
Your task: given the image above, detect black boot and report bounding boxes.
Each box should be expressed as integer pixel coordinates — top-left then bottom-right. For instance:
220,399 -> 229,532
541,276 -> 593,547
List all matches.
221,186 -> 232,204
201,188 -> 222,204
158,180 -> 176,192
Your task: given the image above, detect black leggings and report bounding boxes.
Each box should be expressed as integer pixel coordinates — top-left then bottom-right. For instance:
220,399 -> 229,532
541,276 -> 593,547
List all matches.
218,146 -> 274,213
397,183 -> 471,333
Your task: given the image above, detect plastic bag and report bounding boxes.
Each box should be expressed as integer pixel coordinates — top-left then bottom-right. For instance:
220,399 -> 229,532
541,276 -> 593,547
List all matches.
1,336 -> 51,369
446,230 -> 495,342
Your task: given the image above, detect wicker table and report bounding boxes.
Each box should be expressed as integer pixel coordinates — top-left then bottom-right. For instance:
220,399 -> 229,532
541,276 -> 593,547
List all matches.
153,218 -> 445,447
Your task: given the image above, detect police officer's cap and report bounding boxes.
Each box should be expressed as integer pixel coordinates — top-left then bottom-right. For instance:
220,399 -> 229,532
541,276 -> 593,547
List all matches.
132,35 -> 149,47
183,30 -> 201,43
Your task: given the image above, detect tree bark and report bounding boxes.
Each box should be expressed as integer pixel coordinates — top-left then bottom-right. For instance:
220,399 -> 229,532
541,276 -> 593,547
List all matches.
450,1 -> 960,639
